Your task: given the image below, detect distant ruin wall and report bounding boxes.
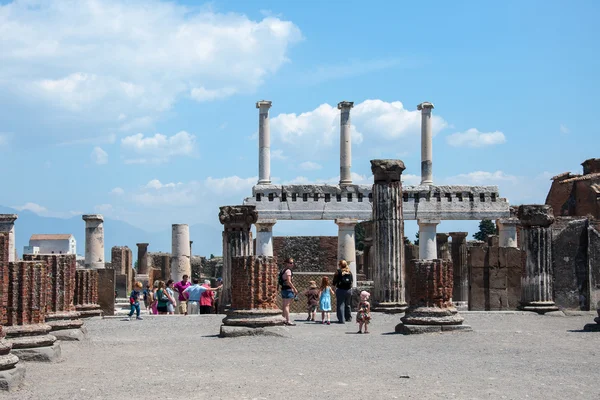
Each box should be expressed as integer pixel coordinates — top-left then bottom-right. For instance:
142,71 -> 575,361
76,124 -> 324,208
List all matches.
272,236 -> 338,273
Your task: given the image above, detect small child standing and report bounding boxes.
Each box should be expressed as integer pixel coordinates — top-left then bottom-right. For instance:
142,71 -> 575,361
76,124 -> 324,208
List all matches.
125,281 -> 144,321
356,291 -> 371,334
319,276 -> 335,325
303,281 -> 320,321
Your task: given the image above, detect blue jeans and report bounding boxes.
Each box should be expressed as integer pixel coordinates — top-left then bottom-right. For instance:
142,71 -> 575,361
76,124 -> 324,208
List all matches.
129,303 -> 140,317
335,288 -> 352,323
281,289 -> 295,299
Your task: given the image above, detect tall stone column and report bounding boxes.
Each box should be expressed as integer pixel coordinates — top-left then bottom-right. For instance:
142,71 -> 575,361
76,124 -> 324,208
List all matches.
497,218 -> 519,248
436,233 -> 450,260
370,159 -> 408,313
338,101 -> 354,185
257,100 -> 272,185
335,218 -> 358,286
449,232 -> 469,310
255,219 -> 276,256
397,259 -> 471,334
219,206 -> 258,311
418,102 -> 434,185
517,205 -> 558,313
136,243 -> 149,274
418,219 -> 440,260
82,214 -> 104,269
0,214 -> 17,262
171,224 -> 191,283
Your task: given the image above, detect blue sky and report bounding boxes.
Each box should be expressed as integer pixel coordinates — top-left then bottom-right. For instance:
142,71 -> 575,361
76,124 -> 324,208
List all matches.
0,0 -> 598,250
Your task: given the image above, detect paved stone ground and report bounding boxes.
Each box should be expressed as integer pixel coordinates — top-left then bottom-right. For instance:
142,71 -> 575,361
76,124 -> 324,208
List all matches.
5,312 -> 600,399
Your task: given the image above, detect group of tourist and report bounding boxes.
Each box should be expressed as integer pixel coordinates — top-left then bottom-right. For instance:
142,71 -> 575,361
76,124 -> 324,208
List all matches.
279,258 -> 372,333
124,275 -> 223,321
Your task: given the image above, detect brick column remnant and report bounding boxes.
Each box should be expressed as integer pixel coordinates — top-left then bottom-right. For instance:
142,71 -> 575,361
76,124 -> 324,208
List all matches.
4,261 -> 61,362
219,205 -> 258,312
74,269 -> 103,318
0,263 -> 25,390
396,259 -> 471,334
370,159 -> 408,313
257,100 -> 273,185
418,102 -> 434,185
338,101 -> 354,185
449,232 -> 469,310
517,205 -> 559,313
171,225 -> 191,283
82,214 -> 105,268
0,215 -> 17,262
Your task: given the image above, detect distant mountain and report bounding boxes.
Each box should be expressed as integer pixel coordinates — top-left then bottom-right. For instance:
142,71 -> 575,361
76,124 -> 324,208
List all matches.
0,206 -> 223,260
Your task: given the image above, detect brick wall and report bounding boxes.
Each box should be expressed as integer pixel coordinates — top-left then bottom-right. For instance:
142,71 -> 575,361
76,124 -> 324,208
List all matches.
273,236 -> 338,273
0,233 -> 8,264
0,263 -> 7,325
23,254 -> 77,313
408,259 -> 453,308
468,244 -> 522,311
74,269 -> 99,306
6,261 -> 49,325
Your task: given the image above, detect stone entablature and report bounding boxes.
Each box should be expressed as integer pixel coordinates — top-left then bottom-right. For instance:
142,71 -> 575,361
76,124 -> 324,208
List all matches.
245,184 -> 509,220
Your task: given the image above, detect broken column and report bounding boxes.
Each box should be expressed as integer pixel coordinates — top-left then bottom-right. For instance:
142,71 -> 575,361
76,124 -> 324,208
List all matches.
335,218 -> 358,287
449,232 -> 469,311
23,254 -> 84,341
436,233 -> 450,260
5,261 -> 61,361
170,224 -> 191,283
338,101 -> 354,185
219,206 -> 257,311
0,215 -> 17,262
396,259 -> 471,334
74,269 -> 103,318
0,262 -> 25,391
136,243 -> 149,274
255,219 -> 276,257
257,100 -> 272,185
82,214 -> 105,268
370,159 -> 408,313
220,255 -> 286,337
418,102 -> 434,185
418,219 -> 440,260
517,205 -> 559,313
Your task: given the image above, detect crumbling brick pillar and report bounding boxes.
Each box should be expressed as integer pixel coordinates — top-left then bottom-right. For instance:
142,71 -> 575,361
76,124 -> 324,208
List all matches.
219,205 -> 258,312
74,269 -> 103,318
4,261 -> 61,362
370,159 -> 408,313
22,254 -> 84,341
220,255 -> 285,337
0,263 -> 25,390
449,232 -> 469,310
517,205 -> 559,313
396,259 -> 471,334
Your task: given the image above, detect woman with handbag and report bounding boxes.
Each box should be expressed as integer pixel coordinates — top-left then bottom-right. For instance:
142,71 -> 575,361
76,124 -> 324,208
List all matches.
156,281 -> 171,315
332,260 -> 353,323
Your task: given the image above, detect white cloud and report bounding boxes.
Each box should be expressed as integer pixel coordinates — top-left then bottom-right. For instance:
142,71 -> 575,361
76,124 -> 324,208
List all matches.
402,174 -> 422,186
145,179 -> 181,190
0,0 -> 301,126
271,149 -> 287,160
299,161 -> 322,170
110,187 -> 125,196
121,131 -> 196,163
13,202 -> 48,214
446,128 -> 506,148
560,124 -> 570,134
91,147 -> 108,164
204,176 -> 257,195
445,170 -> 518,185
94,204 -> 114,214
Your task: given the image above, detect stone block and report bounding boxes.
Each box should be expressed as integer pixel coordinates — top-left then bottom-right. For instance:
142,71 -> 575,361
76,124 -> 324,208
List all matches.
52,328 -> 86,341
468,246 -> 486,267
219,325 -> 291,338
0,363 -> 25,391
488,267 -> 508,289
97,268 -> 116,316
11,342 -> 61,362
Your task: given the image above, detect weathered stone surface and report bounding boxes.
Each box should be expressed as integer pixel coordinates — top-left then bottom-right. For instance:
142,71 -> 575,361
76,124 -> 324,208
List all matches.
45,311 -> 81,321
8,334 -> 56,349
0,363 -> 25,391
4,324 -> 51,338
221,309 -> 285,328
518,204 -> 555,227
97,268 -> 116,316
0,354 -> 18,371
47,319 -> 84,331
273,236 -> 338,273
10,342 -> 61,362
395,324 -> 441,334
0,340 -> 11,356
370,159 -> 406,183
52,328 -> 86,341
219,325 -> 291,338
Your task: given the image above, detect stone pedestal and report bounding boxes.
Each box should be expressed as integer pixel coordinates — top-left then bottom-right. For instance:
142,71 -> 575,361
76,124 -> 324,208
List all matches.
396,259 -> 471,334
370,159 -> 408,313
255,219 -> 276,256
449,232 -> 469,311
82,214 -> 105,269
335,218 -> 358,287
0,214 -> 17,262
583,309 -> 600,332
220,255 -> 286,337
74,269 -> 103,318
517,205 -> 559,313
219,206 -> 258,312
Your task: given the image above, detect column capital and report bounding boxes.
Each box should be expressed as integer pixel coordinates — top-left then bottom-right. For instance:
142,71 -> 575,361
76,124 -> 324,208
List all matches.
418,219 -> 440,226
370,159 -> 406,183
517,205 -> 554,227
449,231 -> 468,239
219,205 -> 258,228
335,218 -> 358,228
0,214 -> 18,223
417,102 -> 434,112
82,214 -> 104,222
337,101 -> 354,110
256,100 -> 272,109
136,243 -> 149,247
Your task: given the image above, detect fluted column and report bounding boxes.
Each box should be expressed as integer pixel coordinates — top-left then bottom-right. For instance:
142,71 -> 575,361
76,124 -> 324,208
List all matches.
335,218 -> 358,287
255,219 -> 276,256
82,214 -> 104,269
449,232 -> 469,310
0,214 -> 18,262
257,100 -> 272,185
219,206 -> 258,311
517,205 -> 558,313
370,159 -> 408,313
418,102 -> 434,185
338,101 -> 354,185
418,219 -> 440,260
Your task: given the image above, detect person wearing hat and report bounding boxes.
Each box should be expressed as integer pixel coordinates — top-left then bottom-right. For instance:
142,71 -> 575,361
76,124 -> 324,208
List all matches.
303,280 -> 321,322
213,277 -> 223,314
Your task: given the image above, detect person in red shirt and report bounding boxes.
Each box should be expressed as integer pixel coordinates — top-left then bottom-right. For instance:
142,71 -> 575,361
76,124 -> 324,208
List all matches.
200,280 -> 214,314
173,275 -> 191,315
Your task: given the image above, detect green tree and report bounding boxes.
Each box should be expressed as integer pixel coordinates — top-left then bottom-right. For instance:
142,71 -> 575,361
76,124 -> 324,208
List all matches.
414,232 -> 419,246
134,260 -> 138,270
473,219 -> 497,241
355,223 -> 366,251
210,254 -> 215,259
404,236 -> 412,245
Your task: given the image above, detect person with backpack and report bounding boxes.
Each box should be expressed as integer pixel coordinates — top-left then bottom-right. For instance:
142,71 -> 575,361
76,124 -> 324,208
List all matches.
279,258 -> 298,326
332,259 -> 353,323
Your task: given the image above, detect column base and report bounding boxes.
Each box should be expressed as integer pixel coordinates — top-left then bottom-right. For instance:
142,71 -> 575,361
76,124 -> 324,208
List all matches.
221,309 -> 286,328
372,302 -> 408,314
518,302 -> 559,314
76,304 -> 103,318
219,325 -> 291,338
397,306 -> 471,334
395,323 -> 472,334
52,328 -> 87,341
10,343 -> 61,362
453,301 -> 468,311
0,362 -> 25,392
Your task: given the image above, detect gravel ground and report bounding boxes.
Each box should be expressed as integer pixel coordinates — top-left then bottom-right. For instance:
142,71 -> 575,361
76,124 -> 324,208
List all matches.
5,312 -> 600,400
